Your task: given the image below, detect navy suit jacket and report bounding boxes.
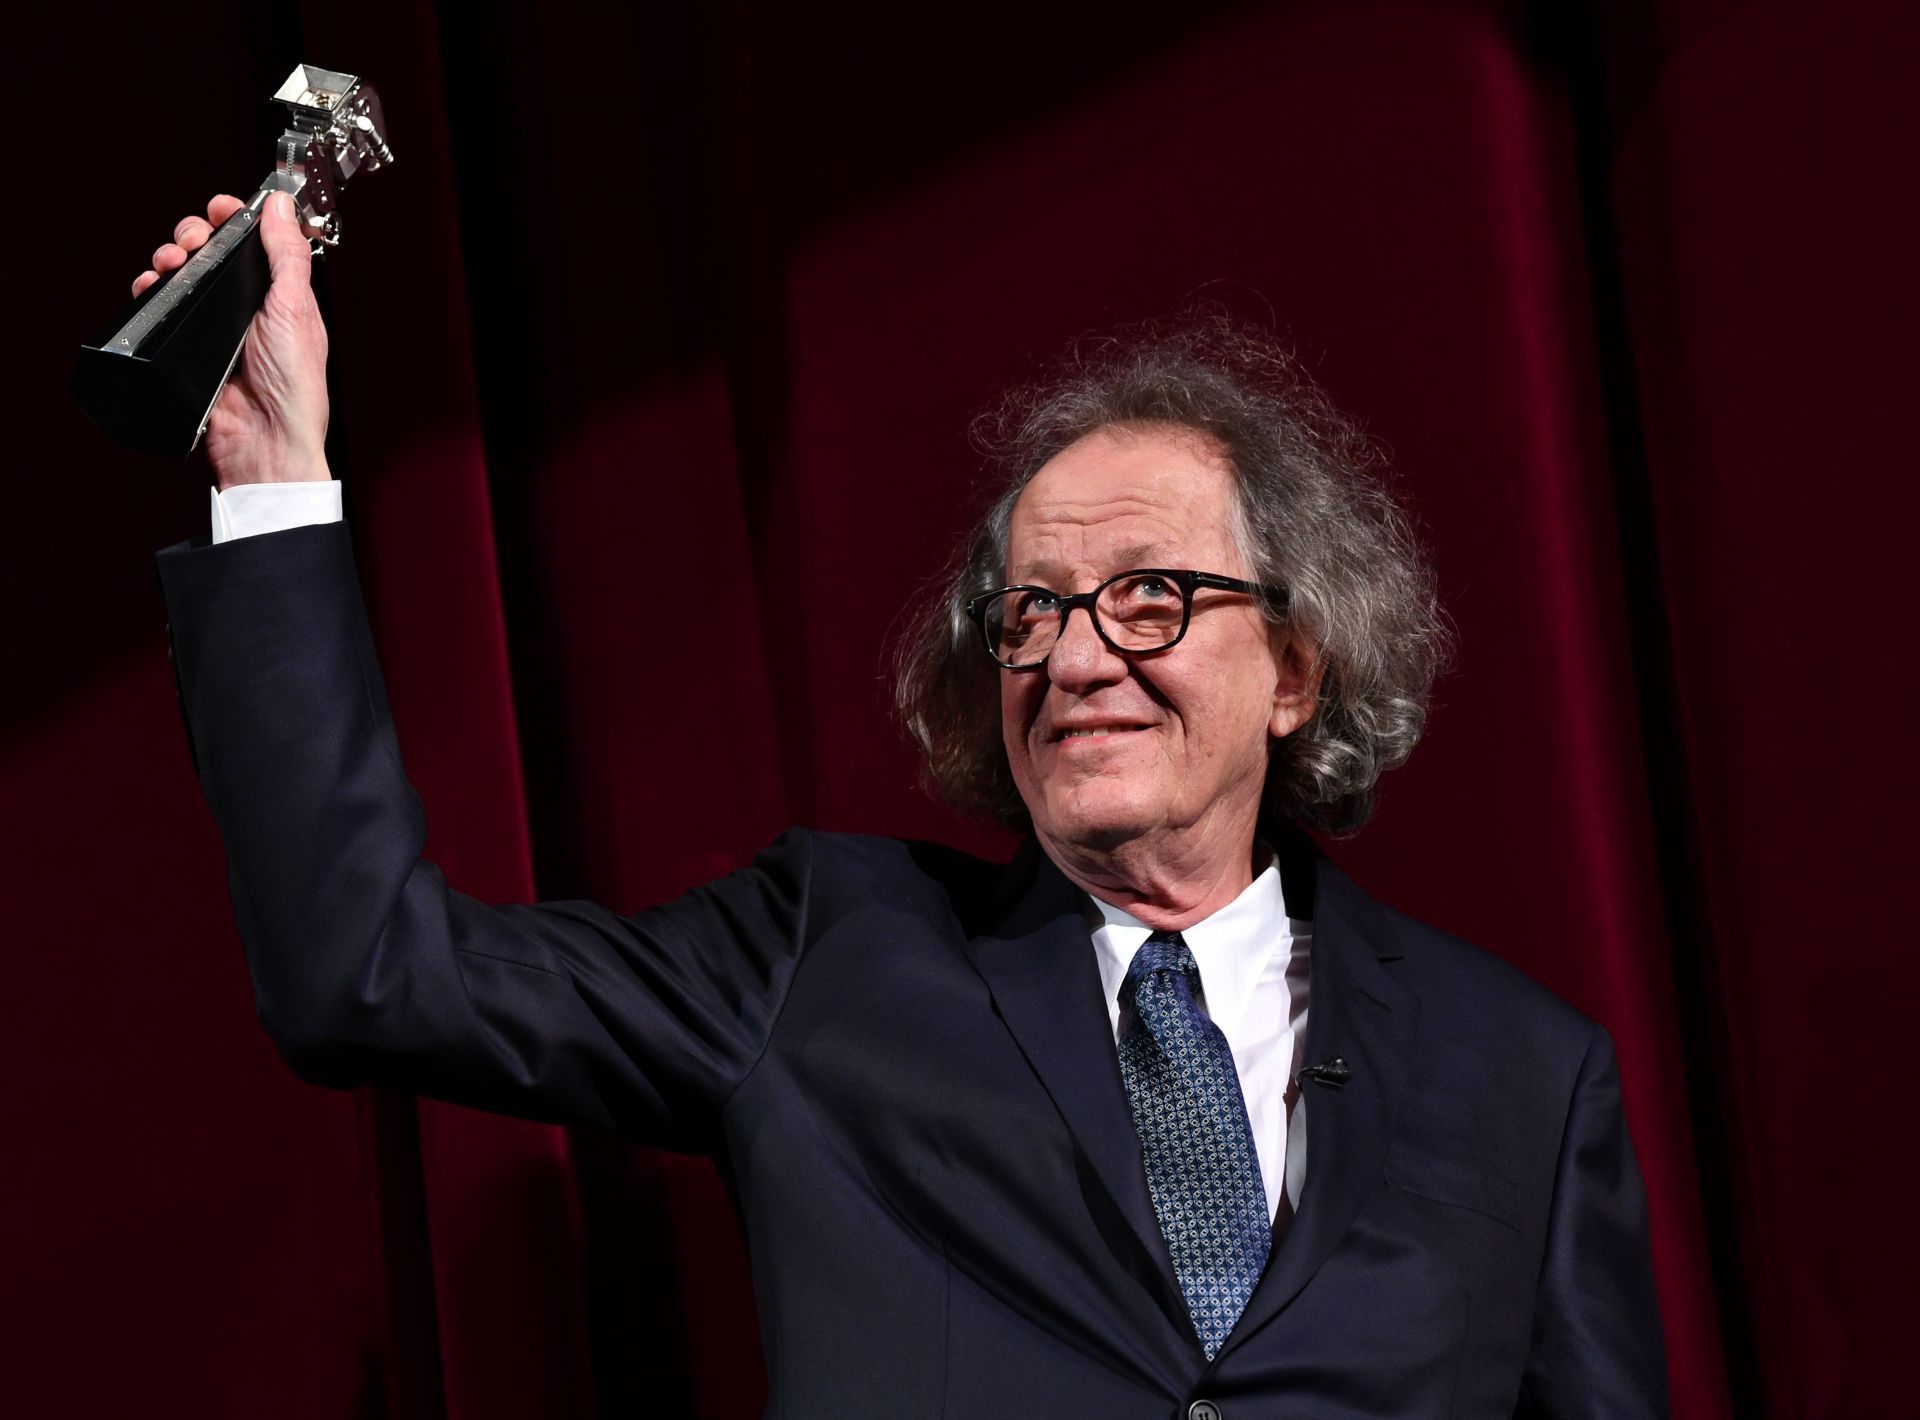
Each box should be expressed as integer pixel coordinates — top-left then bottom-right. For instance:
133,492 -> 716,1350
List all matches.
156,520 -> 1669,1418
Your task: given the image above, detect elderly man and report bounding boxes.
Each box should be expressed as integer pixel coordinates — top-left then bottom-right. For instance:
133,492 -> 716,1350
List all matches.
145,194 -> 1668,1416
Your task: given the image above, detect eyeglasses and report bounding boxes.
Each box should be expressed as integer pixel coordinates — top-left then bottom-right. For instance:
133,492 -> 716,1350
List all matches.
965,568 -> 1288,670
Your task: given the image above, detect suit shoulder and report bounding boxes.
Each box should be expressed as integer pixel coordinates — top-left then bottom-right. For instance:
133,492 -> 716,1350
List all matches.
1371,898 -> 1598,1058
774,828 -> 1009,921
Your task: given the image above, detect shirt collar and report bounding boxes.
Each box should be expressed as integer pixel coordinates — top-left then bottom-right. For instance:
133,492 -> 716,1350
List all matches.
1086,851 -> 1294,1040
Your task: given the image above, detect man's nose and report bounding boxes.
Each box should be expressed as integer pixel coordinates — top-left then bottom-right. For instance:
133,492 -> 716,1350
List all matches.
1047,604 -> 1125,690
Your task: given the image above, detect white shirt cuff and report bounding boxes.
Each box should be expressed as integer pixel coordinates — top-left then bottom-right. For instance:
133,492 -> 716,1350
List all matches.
210,480 -> 343,544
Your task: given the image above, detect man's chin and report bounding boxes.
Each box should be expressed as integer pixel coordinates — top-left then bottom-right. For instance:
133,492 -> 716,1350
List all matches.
1036,799 -> 1155,856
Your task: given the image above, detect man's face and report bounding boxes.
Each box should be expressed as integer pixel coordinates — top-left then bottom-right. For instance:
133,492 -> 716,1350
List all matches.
1000,425 -> 1313,861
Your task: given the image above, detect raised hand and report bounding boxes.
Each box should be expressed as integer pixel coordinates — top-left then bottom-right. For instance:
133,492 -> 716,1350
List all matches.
135,191 -> 331,489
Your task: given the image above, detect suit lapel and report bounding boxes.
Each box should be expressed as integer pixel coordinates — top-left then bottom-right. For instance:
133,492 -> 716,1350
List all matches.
961,844 -> 1194,1348
1217,841 -> 1422,1357
960,835 -> 1421,1371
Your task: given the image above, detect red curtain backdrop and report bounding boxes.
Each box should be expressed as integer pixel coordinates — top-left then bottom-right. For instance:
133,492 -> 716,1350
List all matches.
7,2 -> 1913,1415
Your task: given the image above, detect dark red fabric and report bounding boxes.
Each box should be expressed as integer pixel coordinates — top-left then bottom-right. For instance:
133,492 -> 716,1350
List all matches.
8,1 -> 1912,1414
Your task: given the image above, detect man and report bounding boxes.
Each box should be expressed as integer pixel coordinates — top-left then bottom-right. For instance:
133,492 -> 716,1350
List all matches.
144,193 -> 1668,1415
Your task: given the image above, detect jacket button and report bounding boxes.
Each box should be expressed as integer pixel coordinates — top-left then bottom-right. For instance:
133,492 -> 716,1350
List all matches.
1188,1402 -> 1223,1420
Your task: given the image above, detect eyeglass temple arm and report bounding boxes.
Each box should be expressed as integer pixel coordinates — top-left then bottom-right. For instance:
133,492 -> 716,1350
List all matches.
1189,571 -> 1289,607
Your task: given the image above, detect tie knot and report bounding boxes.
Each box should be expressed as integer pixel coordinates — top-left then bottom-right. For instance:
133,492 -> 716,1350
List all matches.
1120,930 -> 1198,1009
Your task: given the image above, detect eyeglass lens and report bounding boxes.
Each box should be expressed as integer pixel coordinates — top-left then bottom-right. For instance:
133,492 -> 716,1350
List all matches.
982,573 -> 1188,666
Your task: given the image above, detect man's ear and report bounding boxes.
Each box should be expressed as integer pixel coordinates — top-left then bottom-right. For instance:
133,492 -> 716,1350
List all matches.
1268,629 -> 1324,740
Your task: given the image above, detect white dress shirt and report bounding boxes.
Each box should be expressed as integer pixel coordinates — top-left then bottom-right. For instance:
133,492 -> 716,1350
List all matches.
208,480 -> 342,543
209,482 -> 1316,1227
1087,859 -> 1312,1224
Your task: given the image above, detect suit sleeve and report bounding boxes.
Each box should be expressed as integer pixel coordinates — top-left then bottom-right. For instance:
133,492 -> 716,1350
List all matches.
1514,1023 -> 1671,1417
155,519 -> 809,1150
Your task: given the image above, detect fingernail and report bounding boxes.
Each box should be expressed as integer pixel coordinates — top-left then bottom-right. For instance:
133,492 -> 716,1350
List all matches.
273,191 -> 293,219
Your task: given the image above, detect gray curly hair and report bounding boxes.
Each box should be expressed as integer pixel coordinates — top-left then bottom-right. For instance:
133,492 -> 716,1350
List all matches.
893,312 -> 1451,836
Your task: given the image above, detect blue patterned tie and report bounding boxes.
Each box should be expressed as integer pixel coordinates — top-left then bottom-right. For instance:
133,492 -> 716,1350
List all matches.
1116,931 -> 1270,1359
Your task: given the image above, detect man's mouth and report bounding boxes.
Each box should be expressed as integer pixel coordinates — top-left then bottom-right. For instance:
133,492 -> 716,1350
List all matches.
1055,724 -> 1149,741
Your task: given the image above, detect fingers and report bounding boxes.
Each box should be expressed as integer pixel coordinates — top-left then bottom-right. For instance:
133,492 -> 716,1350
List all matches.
131,194 -> 245,296
133,241 -> 185,295
258,190 -> 313,292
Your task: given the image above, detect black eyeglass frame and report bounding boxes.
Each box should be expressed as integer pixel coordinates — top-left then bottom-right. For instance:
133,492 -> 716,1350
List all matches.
964,568 -> 1290,670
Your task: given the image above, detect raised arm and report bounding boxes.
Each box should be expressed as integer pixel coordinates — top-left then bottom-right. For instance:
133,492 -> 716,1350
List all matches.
159,521 -> 809,1144
145,201 -> 808,1149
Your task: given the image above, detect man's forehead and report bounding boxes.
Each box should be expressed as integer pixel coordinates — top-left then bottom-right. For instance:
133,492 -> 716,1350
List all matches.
1011,535 -> 1188,582
1008,450 -> 1238,577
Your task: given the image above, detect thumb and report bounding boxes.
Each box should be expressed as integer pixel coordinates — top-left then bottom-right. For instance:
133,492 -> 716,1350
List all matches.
259,190 -> 313,291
